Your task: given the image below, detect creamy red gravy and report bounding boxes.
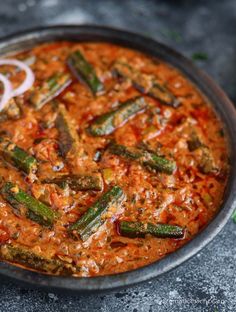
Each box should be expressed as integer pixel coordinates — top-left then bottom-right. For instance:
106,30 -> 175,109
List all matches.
0,42 -> 229,276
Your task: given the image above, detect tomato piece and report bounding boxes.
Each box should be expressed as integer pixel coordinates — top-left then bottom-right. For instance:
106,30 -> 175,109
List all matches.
0,226 -> 10,244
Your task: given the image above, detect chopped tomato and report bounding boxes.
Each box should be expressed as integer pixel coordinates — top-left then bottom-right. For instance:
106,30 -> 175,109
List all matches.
0,226 -> 10,244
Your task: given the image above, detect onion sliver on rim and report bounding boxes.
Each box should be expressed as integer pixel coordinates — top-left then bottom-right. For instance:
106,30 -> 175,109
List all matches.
0,73 -> 13,111
0,59 -> 35,111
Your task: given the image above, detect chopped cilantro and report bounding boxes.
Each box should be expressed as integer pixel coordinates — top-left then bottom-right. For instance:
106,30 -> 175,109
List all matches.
232,209 -> 236,223
192,52 -> 208,61
161,29 -> 182,43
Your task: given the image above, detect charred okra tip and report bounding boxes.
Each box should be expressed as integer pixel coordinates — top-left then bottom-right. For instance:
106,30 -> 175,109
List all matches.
55,103 -> 80,158
187,132 -> 202,151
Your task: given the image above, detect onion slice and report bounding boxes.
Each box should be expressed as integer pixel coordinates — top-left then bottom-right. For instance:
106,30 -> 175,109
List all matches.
0,59 -> 35,97
0,73 -> 12,111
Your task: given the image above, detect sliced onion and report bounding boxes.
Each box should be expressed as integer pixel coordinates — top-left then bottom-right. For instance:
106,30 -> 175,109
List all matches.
0,59 -> 35,97
0,73 -> 12,111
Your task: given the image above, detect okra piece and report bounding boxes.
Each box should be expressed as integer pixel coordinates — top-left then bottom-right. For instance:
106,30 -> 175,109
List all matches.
1,182 -> 59,227
68,50 -> 103,95
26,210 -> 54,228
30,73 -> 72,110
118,221 -> 184,239
0,137 -> 37,174
55,103 -> 80,158
113,61 -> 179,107
232,209 -> 236,223
108,143 -> 176,174
0,98 -> 21,122
69,186 -> 125,241
187,132 -> 202,151
0,244 -> 79,275
186,132 -> 213,174
43,173 -> 103,191
198,147 -> 214,174
87,96 -> 147,136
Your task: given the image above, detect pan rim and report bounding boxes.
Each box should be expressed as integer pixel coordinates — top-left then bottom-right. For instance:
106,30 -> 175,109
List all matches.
0,24 -> 235,293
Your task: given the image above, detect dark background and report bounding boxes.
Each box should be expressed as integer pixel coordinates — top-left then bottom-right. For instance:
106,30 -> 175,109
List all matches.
0,1 -> 236,311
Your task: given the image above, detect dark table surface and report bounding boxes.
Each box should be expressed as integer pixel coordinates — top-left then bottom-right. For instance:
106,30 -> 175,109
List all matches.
0,0 -> 236,311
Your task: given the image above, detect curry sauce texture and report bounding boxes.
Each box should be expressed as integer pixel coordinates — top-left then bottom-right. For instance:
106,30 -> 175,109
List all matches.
0,42 -> 229,276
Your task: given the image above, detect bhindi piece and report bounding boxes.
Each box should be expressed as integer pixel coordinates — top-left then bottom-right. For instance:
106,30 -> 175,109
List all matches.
87,96 -> 147,136
108,142 -> 176,174
113,61 -> 179,107
186,132 -> 213,174
30,73 -> 72,110
42,173 -> 103,191
69,186 -> 125,241
198,147 -> 214,174
0,244 -> 79,275
0,98 -> 21,122
26,210 -> 54,227
0,137 -> 37,174
68,50 -> 103,95
118,221 -> 184,239
55,103 -> 80,158
187,132 -> 202,151
1,182 -> 59,227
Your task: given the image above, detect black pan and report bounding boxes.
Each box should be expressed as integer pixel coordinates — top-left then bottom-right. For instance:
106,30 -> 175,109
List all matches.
0,25 -> 235,293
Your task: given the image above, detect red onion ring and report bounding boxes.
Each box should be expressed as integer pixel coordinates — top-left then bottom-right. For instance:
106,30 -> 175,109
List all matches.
0,59 -> 35,97
0,73 -> 13,111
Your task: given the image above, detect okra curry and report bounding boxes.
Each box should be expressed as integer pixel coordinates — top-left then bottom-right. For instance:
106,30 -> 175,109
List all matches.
0,42 -> 229,277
